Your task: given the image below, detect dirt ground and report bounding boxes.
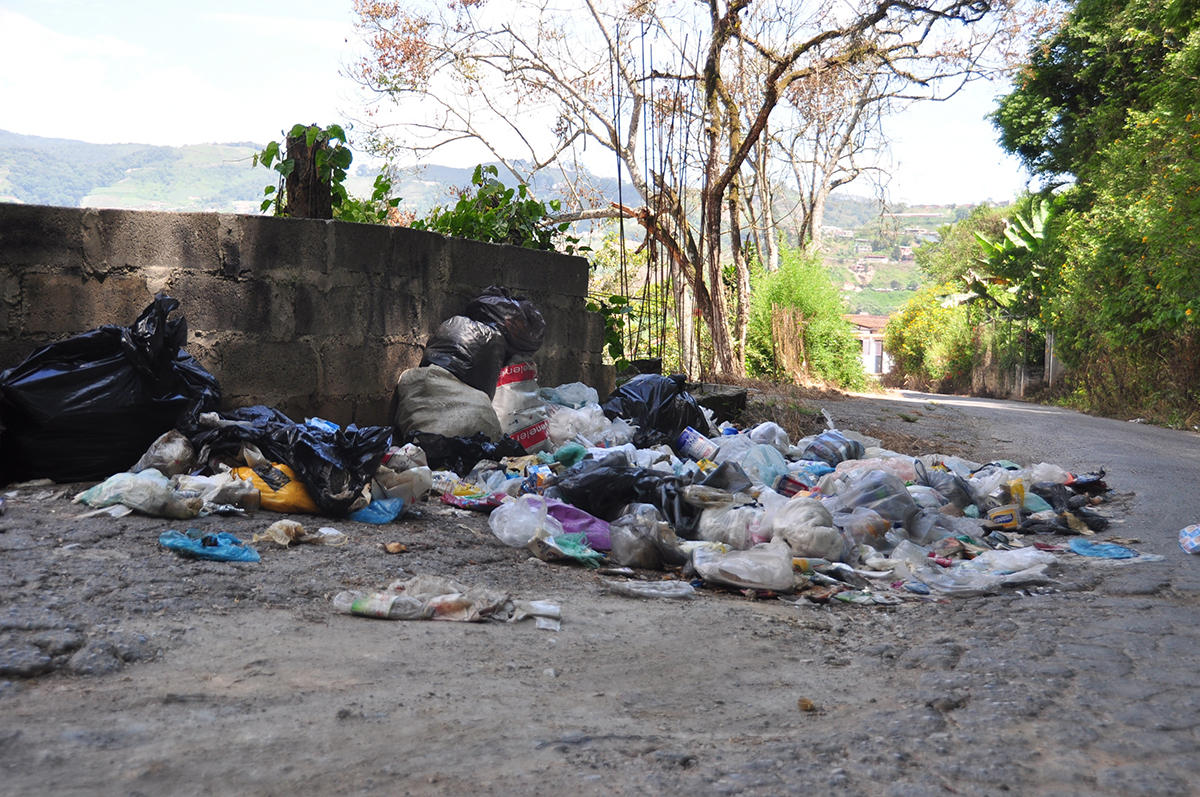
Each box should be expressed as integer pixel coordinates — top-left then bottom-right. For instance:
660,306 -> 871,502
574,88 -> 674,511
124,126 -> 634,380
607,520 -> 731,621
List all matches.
1,387 -> 1194,797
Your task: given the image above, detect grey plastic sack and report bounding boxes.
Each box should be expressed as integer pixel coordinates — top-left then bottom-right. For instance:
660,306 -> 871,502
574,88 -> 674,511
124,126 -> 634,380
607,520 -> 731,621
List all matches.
394,365 -> 503,441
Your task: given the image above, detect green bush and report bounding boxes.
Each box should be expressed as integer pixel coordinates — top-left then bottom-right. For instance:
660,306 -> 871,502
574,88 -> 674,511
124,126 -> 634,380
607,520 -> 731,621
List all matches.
746,247 -> 866,389
883,285 -> 974,392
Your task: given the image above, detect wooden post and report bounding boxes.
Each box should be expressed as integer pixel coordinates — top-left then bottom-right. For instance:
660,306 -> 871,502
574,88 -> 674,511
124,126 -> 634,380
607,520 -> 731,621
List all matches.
284,132 -> 333,219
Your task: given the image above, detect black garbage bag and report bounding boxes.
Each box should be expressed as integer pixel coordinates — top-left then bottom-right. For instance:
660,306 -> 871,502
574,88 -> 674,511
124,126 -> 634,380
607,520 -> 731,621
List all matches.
1068,469 -> 1108,496
0,294 -> 221,484
1030,481 -> 1074,512
183,405 -> 392,517
550,452 -> 702,535
700,461 -> 754,494
465,286 -> 546,358
401,431 -> 526,477
420,316 -> 507,399
600,374 -> 711,449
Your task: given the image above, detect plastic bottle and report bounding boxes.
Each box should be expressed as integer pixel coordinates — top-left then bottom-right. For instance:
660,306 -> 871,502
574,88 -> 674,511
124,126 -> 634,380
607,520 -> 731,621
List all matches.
332,590 -> 430,620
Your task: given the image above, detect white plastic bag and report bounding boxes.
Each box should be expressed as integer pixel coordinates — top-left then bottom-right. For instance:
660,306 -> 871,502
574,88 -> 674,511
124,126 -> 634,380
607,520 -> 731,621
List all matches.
74,469 -> 203,519
698,503 -> 765,550
371,464 -> 434,504
748,422 -> 790,454
713,433 -> 756,465
692,541 -> 796,592
770,497 -> 844,561
488,494 -> 564,547
546,403 -> 612,447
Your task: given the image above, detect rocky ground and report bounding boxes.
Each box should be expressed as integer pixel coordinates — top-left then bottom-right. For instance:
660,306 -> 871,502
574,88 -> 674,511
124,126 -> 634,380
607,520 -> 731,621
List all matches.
1,388 -> 1198,797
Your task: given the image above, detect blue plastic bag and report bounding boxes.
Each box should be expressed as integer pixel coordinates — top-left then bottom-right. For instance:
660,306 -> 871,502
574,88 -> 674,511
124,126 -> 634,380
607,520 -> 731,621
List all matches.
349,497 -> 406,524
159,528 -> 260,562
1068,538 -> 1136,559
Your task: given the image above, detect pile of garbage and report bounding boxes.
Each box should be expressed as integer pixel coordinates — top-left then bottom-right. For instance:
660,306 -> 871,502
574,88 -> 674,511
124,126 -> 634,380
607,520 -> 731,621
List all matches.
0,289 -> 1131,623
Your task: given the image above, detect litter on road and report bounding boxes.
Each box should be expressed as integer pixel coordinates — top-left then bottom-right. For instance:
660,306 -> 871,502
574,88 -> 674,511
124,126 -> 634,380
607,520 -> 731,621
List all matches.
0,288 -> 1156,638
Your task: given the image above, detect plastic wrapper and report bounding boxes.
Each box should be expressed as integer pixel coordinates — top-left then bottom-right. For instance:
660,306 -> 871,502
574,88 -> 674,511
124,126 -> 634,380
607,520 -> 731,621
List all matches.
891,540 -> 1056,597
600,374 -> 711,447
902,508 -> 962,547
527,528 -> 604,567
546,403 -> 613,447
700,461 -> 754,494
489,494 -> 564,546
371,464 -> 433,504
395,365 -> 503,442
349,497 -> 406,524
252,519 -> 348,547
801,430 -> 865,467
464,285 -> 546,358
171,472 -> 261,513
770,497 -> 844,561
131,430 -> 197,478
907,484 -> 949,509
158,528 -> 260,563
831,469 -> 918,525
832,506 -> 890,548
713,433 -> 756,466
836,456 -> 918,484
185,405 -> 392,517
1025,461 -> 1071,484
420,315 -> 507,398
402,431 -> 525,478
0,294 -> 221,483
334,574 -> 508,622
538,382 -> 600,409
741,444 -> 789,489
692,541 -> 796,592
74,469 -> 204,519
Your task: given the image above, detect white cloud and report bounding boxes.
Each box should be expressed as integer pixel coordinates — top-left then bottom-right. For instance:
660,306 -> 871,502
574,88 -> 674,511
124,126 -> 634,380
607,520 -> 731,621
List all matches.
0,8 -> 355,146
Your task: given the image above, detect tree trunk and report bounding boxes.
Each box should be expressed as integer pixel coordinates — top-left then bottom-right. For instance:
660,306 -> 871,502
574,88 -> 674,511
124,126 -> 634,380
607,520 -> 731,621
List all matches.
285,134 -> 333,219
728,176 -> 750,366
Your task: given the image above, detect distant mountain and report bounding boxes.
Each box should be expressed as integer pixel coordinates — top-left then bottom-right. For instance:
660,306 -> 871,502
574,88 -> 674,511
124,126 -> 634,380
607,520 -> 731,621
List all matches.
0,130 -> 640,216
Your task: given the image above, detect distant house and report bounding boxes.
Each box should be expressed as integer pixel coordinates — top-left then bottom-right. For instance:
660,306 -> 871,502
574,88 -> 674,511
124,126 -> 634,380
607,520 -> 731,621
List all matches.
844,313 -> 892,375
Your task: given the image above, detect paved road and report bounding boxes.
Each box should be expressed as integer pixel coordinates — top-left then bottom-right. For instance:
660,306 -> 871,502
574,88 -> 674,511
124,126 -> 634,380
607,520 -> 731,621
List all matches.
1,391 -> 1198,796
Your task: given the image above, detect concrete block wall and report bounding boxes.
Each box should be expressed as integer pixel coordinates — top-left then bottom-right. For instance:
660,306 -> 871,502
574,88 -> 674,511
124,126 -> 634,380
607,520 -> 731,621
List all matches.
0,204 -> 613,426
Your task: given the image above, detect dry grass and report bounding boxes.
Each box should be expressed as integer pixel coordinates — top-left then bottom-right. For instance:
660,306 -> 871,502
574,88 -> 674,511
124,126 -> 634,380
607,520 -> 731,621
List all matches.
727,378 -> 842,443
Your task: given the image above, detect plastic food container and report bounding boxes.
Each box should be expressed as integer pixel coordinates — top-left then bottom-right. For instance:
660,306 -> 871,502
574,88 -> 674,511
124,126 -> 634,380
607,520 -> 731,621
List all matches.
987,503 -> 1020,529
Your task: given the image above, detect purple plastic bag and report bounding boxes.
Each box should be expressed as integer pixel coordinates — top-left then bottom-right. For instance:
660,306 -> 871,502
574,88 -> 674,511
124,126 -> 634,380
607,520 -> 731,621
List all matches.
546,499 -> 611,551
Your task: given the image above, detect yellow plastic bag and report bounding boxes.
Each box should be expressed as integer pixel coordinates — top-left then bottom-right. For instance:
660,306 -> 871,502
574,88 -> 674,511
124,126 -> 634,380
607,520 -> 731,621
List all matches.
231,464 -> 321,515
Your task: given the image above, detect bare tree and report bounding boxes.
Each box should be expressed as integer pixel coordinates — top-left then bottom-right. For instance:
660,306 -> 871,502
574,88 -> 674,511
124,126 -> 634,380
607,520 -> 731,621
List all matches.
350,0 -> 1021,376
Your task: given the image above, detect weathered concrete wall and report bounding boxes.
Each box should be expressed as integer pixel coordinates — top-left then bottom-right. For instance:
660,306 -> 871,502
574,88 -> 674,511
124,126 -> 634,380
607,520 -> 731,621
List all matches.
0,204 -> 613,426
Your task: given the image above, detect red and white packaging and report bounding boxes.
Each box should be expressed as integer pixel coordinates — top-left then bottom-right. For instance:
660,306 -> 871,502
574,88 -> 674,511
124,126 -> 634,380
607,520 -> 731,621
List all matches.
493,358 -> 551,453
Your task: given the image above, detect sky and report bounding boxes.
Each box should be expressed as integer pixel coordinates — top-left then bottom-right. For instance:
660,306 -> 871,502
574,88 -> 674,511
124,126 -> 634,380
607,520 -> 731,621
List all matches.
0,1 -> 1033,206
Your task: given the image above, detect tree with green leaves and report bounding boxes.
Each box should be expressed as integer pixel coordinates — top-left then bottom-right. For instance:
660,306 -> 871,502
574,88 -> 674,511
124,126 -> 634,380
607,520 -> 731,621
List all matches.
993,0 -> 1200,422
